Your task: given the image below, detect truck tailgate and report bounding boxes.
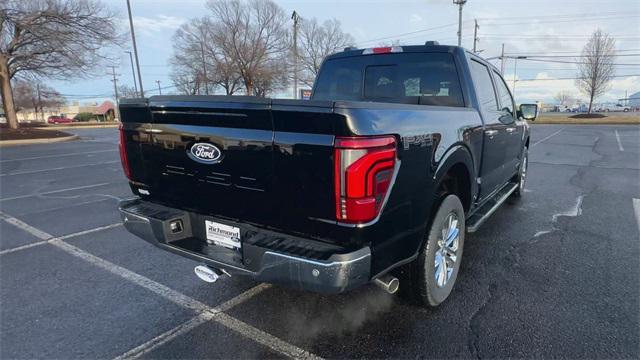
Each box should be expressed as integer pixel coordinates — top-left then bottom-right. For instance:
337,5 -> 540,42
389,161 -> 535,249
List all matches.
127,96 -> 337,236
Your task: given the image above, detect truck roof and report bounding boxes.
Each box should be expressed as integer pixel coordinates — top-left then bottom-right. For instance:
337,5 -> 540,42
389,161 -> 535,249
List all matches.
325,43 -> 498,72
326,44 -> 461,60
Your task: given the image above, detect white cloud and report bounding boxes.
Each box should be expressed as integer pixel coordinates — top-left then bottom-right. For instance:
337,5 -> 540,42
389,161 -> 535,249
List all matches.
130,15 -> 186,37
410,14 -> 423,23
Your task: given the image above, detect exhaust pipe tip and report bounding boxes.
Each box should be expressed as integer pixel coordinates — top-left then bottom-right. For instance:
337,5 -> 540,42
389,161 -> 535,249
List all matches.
374,274 -> 399,294
194,265 -> 224,283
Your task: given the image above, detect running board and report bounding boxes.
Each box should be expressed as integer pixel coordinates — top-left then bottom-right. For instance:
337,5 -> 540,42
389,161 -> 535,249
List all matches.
466,183 -> 518,233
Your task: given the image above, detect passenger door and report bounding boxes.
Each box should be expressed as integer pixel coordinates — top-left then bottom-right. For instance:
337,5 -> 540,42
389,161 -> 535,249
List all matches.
469,60 -> 509,199
493,70 -> 523,180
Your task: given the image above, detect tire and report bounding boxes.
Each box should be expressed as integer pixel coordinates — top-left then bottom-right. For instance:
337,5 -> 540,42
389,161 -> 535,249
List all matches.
511,146 -> 528,199
407,194 -> 465,307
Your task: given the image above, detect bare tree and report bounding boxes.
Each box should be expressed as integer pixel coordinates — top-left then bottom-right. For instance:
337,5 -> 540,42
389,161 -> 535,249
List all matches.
554,90 -> 574,106
576,29 -> 616,114
170,17 -> 242,96
0,0 -> 120,129
12,80 -> 65,121
170,66 -> 201,95
207,0 -> 289,96
118,84 -> 139,99
297,18 -> 354,86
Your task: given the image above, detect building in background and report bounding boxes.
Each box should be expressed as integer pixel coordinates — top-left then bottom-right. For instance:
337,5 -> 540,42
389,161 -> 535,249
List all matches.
14,100 -> 116,123
629,91 -> 640,108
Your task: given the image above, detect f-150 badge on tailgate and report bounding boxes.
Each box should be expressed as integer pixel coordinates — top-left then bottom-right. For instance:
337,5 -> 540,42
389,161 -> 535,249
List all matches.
188,143 -> 222,164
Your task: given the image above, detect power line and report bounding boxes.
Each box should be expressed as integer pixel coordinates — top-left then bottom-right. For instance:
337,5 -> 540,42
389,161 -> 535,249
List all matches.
476,11 -> 637,21
516,74 -> 640,81
483,34 -> 640,39
358,22 -> 457,46
477,14 -> 640,26
505,49 -> 640,55
517,58 -> 640,66
505,54 -> 640,58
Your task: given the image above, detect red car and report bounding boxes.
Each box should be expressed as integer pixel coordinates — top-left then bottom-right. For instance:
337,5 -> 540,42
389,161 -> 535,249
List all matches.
47,116 -> 74,124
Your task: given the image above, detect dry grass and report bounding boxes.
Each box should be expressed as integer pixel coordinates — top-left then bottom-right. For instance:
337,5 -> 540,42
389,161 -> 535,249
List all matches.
534,114 -> 640,124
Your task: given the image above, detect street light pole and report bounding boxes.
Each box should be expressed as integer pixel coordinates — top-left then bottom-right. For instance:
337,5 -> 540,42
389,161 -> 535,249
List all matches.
453,0 -> 467,47
291,10 -> 300,99
125,51 -> 138,97
126,0 -> 144,97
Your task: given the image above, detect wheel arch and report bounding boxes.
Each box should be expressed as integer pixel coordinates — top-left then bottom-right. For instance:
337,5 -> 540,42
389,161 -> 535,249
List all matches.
433,145 -> 475,214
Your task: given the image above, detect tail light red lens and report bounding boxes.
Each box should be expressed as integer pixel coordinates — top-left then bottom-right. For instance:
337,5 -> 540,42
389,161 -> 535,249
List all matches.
118,124 -> 132,180
334,136 -> 397,223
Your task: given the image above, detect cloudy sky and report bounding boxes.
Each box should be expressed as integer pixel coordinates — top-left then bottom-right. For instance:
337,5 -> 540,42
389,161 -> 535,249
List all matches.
50,0 -> 640,105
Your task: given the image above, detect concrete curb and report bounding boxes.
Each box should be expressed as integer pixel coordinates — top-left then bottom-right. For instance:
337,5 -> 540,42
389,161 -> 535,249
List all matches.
0,135 -> 79,147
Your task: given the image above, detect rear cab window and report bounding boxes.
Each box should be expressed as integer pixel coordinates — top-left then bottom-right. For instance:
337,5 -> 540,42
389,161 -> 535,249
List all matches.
313,52 -> 464,107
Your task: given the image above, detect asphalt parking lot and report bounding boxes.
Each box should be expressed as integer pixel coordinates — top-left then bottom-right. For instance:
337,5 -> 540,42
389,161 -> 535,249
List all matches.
1,124 -> 639,359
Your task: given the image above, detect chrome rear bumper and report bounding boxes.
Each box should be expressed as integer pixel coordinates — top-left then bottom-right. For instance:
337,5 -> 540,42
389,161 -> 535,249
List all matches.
118,198 -> 371,293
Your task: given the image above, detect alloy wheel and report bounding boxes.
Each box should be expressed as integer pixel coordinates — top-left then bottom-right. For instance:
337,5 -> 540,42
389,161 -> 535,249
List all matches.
434,213 -> 460,288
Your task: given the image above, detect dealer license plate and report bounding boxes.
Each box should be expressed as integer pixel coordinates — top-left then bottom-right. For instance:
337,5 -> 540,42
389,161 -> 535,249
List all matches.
205,220 -> 241,249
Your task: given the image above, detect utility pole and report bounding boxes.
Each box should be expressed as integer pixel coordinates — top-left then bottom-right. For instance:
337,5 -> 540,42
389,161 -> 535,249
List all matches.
512,56 -> 526,99
200,41 -> 209,95
500,43 -> 505,74
156,80 -> 162,95
36,83 -> 42,122
125,51 -> 138,97
473,19 -> 479,53
291,10 -> 300,99
109,66 -> 120,120
126,0 -> 144,97
453,0 -> 467,47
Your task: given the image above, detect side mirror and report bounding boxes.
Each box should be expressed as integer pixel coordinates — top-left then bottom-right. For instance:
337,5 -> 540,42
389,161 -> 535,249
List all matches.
519,104 -> 538,121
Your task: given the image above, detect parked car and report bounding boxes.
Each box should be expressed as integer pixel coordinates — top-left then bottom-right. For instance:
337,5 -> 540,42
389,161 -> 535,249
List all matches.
117,43 -> 537,307
47,115 -> 74,124
607,104 -> 631,112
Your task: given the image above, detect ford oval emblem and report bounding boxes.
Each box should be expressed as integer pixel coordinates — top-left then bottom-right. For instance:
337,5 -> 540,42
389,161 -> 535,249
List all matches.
188,143 -> 222,164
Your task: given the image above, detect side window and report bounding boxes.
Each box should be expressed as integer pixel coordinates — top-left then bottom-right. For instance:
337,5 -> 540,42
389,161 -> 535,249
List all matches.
493,71 -> 514,115
469,60 -> 498,113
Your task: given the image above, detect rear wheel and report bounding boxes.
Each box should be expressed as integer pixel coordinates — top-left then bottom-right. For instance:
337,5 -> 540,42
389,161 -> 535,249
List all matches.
407,194 -> 465,307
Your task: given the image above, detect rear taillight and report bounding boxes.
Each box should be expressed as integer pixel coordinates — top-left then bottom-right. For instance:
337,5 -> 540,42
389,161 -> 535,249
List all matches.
118,124 -> 131,180
334,136 -> 397,223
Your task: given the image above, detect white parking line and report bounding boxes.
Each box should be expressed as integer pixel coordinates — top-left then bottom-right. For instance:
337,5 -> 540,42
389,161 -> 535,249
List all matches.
53,239 -> 321,359
0,212 -> 54,240
532,128 -> 564,147
0,223 -> 122,256
0,212 -> 321,359
114,283 -> 273,360
0,160 -> 119,177
615,130 -> 624,151
0,183 -> 113,202
0,149 -> 117,163
114,312 -> 215,360
633,199 -> 640,234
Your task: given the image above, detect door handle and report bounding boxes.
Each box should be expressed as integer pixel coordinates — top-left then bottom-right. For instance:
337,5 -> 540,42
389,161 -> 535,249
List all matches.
142,128 -> 163,134
485,130 -> 499,136
506,127 -> 516,133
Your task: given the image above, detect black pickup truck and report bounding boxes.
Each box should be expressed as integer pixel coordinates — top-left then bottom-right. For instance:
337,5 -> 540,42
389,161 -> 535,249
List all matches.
117,43 -> 537,306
